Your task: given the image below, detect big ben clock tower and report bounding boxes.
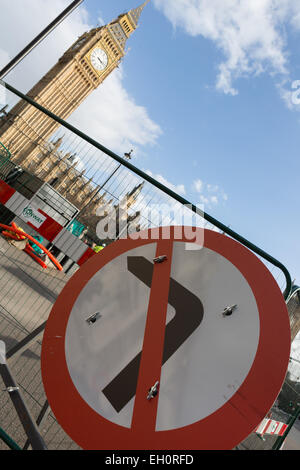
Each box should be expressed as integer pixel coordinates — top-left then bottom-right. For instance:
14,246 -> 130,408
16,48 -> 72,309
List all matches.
0,1 -> 150,166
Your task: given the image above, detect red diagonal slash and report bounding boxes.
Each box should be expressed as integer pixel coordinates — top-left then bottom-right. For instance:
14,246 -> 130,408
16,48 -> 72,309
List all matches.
131,239 -> 173,432
102,255 -> 204,412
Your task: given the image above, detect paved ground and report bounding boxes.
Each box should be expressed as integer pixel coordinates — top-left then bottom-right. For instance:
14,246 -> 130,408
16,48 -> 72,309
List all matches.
0,236 -> 67,340
282,421 -> 300,450
0,235 -> 79,450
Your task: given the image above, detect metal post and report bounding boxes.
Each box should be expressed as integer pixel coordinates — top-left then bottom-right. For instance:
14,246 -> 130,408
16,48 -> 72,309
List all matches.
272,405 -> 300,450
0,426 -> 21,450
23,400 -> 50,450
0,0 -> 84,79
6,321 -> 47,360
0,341 -> 47,450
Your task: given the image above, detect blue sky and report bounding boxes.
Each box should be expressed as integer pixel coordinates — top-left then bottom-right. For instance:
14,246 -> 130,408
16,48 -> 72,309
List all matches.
1,0 -> 300,289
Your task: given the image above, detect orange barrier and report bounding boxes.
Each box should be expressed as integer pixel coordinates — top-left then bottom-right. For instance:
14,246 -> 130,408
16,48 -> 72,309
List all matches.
12,222 -> 27,240
2,222 -> 27,241
24,244 -> 48,269
0,223 -> 63,271
2,231 -> 22,241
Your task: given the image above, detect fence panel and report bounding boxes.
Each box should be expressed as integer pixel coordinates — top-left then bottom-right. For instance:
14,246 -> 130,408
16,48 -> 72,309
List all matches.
0,79 -> 296,450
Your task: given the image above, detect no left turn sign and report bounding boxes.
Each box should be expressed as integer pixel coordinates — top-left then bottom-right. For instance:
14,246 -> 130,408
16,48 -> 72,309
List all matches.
41,227 -> 291,450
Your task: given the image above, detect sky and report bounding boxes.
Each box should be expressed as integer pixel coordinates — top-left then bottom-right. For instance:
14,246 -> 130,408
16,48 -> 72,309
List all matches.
0,0 -> 300,294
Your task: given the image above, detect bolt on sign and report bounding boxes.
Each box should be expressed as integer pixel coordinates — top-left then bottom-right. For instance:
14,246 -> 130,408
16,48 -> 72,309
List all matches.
41,227 -> 291,450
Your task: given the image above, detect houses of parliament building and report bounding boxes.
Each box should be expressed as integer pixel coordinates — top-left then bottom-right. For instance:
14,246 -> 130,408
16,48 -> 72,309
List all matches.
0,1 -> 150,223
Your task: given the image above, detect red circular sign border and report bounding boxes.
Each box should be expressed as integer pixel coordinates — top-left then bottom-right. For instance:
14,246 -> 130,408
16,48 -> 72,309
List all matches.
41,227 -> 291,450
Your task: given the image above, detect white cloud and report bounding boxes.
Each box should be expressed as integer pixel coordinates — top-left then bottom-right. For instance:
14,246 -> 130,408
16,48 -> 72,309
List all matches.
97,14 -> 106,27
198,194 -> 209,205
207,183 -> 219,192
0,49 -> 10,75
278,79 -> 300,111
193,179 -> 203,193
153,0 -> 300,97
0,0 -> 90,92
192,178 -> 228,207
0,0 -> 161,156
145,169 -> 186,195
222,193 -> 228,201
69,66 -> 162,156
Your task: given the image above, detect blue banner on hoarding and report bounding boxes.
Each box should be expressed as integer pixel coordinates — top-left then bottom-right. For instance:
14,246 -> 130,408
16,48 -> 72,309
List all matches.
67,219 -> 85,238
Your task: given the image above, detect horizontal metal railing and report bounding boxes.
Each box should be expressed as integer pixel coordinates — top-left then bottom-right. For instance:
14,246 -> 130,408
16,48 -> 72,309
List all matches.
0,78 -> 292,300
0,141 -> 10,160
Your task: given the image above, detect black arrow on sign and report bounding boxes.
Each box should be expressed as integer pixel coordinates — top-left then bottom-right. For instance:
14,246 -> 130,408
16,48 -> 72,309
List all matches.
102,256 -> 204,412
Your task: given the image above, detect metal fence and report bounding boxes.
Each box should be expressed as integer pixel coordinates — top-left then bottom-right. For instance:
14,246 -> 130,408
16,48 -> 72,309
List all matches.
0,141 -> 10,160
0,78 -> 297,450
0,236 -> 78,449
0,153 -> 45,200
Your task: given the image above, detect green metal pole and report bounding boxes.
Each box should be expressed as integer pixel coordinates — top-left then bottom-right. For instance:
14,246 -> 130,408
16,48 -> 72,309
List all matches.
0,426 -> 21,450
0,141 -> 11,158
0,79 -> 292,300
0,341 -> 48,450
272,405 -> 300,450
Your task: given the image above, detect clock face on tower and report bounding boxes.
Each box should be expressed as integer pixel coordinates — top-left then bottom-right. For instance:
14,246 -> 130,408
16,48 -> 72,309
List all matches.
90,48 -> 108,71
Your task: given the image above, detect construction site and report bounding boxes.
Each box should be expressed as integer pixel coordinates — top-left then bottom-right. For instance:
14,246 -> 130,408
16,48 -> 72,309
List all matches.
0,0 -> 299,452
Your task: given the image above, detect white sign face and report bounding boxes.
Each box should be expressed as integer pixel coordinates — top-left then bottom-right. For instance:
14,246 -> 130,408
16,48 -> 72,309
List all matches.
18,204 -> 46,228
41,228 -> 291,450
65,243 -> 259,431
155,242 -> 260,431
65,243 -> 160,428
